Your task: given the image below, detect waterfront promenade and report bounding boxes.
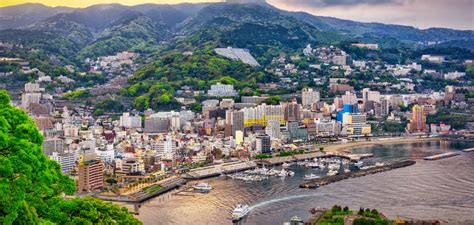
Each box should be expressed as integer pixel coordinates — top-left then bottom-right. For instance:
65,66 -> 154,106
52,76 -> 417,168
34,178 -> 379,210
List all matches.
321,136 -> 440,154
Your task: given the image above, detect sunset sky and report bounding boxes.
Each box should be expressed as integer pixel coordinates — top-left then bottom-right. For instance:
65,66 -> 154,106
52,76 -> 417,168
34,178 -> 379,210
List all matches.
1,0 -> 473,30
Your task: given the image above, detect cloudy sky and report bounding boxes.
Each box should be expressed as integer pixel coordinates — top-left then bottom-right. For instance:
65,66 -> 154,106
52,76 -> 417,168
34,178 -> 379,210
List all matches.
267,0 -> 474,30
1,0 -> 473,30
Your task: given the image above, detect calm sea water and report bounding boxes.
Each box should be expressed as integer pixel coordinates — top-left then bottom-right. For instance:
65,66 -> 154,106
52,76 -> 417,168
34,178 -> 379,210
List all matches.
136,140 -> 474,225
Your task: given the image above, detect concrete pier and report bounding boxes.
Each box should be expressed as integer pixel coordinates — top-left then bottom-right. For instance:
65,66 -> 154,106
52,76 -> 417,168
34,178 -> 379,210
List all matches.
300,160 -> 416,189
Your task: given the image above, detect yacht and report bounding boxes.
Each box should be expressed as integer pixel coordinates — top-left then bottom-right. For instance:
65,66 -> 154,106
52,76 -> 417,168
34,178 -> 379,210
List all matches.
232,204 -> 250,221
327,170 -> 338,176
278,169 -> 289,177
282,162 -> 291,168
304,174 -> 320,180
354,161 -> 364,168
306,162 -> 320,168
193,183 -> 213,191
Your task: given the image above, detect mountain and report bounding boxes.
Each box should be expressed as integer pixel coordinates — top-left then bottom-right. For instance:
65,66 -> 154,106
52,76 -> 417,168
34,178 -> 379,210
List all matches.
0,3 -> 73,30
1,1 -> 473,63
287,11 -> 474,44
169,3 -> 346,63
76,15 -> 171,60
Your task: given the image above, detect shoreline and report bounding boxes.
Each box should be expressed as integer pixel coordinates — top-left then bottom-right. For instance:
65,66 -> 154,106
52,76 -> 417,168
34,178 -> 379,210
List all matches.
321,137 -> 440,154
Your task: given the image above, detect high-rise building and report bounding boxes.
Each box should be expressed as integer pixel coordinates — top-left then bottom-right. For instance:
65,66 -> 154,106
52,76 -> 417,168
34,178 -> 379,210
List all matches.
362,88 -> 381,103
43,138 -> 65,155
255,135 -> 271,154
77,159 -> 104,193
265,120 -> 281,139
302,88 -> 320,108
284,99 -> 300,122
144,117 -> 170,133
408,105 -> 427,133
155,136 -> 177,160
381,98 -> 390,116
119,113 -> 142,128
341,91 -> 357,105
48,150 -> 77,174
242,104 -> 284,127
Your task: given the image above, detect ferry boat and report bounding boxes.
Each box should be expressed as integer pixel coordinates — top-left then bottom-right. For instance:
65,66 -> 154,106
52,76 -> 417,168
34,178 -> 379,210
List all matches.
304,174 -> 320,180
193,183 -> 213,191
232,204 -> 250,221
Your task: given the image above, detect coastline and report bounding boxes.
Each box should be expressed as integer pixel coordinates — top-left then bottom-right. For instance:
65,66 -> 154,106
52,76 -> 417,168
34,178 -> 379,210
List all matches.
321,137 -> 440,154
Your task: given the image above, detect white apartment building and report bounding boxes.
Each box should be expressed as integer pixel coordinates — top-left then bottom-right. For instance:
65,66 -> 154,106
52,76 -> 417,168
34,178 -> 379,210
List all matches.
208,83 -> 238,97
302,88 -> 320,108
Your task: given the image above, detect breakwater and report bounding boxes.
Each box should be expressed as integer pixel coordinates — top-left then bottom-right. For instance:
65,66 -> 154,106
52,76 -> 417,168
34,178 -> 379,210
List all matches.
300,160 -> 416,189
424,152 -> 460,160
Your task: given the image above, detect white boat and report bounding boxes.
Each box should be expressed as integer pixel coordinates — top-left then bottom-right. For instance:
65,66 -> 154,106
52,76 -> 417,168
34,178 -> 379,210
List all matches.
304,174 -> 320,180
354,161 -> 364,168
296,161 -> 306,166
462,148 -> 474,152
282,162 -> 291,168
232,204 -> 250,221
193,183 -> 213,191
278,169 -> 288,177
306,162 -> 320,168
288,171 -> 295,176
327,170 -> 338,176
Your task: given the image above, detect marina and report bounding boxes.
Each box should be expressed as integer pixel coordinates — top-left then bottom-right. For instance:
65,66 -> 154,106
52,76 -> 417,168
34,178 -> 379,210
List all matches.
255,151 -> 373,166
182,161 -> 257,179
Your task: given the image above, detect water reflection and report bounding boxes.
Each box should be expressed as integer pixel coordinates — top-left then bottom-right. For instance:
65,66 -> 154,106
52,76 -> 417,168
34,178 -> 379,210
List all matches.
136,141 -> 474,225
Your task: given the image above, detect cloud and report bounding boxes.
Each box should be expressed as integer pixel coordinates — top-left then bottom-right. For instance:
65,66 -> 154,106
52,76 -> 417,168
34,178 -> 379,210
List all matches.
270,0 -> 407,7
268,0 -> 474,30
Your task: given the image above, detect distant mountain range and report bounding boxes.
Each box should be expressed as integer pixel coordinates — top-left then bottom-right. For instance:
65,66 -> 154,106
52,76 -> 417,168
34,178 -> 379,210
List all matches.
1,2 -> 473,61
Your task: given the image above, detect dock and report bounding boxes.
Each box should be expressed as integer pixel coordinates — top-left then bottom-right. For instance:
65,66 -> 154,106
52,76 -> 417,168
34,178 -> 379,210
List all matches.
255,152 -> 373,166
182,161 -> 257,179
300,160 -> 416,189
423,152 -> 460,161
96,177 -> 186,203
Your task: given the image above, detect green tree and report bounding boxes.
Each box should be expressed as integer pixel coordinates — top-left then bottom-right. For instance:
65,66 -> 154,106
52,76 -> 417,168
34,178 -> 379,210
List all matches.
0,90 -> 141,224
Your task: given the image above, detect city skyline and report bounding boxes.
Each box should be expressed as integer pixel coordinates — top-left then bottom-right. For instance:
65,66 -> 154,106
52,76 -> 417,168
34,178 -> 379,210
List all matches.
1,0 -> 473,30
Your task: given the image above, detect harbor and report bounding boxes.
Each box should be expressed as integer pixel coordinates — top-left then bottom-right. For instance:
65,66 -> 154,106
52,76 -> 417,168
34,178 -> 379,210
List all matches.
135,141 -> 474,224
255,152 -> 373,166
300,160 -> 416,189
